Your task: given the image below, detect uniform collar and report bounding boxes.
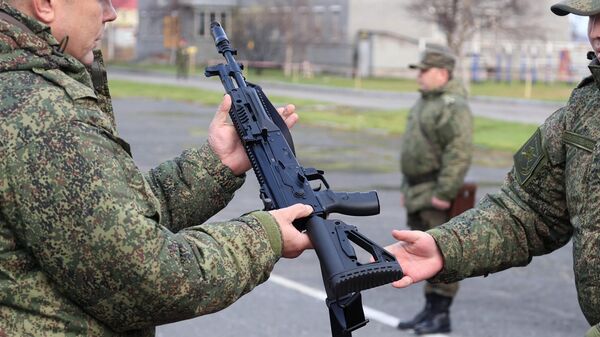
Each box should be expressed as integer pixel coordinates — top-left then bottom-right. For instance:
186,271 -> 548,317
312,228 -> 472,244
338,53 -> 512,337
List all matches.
588,57 -> 600,90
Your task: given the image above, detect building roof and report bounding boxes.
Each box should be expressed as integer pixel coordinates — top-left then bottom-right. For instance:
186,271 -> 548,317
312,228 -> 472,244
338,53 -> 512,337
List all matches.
112,0 -> 137,10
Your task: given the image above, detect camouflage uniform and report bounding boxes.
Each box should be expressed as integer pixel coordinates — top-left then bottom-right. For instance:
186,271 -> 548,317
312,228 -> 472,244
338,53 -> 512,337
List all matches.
175,42 -> 189,79
427,2 -> 600,336
0,3 -> 283,337
400,49 -> 473,298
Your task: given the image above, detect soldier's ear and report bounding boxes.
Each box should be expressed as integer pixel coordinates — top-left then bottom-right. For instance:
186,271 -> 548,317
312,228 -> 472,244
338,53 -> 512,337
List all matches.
30,0 -> 57,24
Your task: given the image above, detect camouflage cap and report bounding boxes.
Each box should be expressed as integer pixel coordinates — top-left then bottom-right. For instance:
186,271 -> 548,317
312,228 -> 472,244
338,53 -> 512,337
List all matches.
551,0 -> 600,16
409,44 -> 456,72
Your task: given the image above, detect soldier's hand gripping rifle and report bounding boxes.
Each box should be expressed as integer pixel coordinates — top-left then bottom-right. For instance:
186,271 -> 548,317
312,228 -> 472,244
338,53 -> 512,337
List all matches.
205,22 -> 403,337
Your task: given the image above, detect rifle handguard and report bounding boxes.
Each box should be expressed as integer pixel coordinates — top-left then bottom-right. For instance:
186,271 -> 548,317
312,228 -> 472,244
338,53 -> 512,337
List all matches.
206,21 -> 404,337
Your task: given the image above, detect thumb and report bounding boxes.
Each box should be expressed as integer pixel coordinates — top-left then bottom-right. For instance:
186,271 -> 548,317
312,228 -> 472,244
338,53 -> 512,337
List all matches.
287,204 -> 314,220
214,94 -> 232,123
391,230 -> 421,243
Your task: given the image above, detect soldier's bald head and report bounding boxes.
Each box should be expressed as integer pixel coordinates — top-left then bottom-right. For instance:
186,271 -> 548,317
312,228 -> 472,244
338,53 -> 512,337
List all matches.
7,0 -> 28,6
4,0 -> 116,65
7,0 -> 74,15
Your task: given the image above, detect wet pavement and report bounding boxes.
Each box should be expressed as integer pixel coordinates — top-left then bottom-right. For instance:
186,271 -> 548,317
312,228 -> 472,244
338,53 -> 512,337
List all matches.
112,97 -> 587,337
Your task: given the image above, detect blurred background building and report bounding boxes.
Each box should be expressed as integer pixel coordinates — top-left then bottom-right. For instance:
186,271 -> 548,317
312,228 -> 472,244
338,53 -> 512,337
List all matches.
102,0 -> 138,61
131,0 -> 589,82
137,0 -> 235,64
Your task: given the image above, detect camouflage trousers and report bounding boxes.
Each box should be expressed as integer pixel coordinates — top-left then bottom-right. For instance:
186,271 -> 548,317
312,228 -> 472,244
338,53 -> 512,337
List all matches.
407,208 -> 460,298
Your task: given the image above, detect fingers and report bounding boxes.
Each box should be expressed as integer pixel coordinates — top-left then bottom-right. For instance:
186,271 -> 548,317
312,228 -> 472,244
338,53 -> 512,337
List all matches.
391,229 -> 422,243
283,203 -> 313,221
272,204 -> 314,258
276,104 -> 296,118
277,104 -> 298,128
431,196 -> 451,210
268,204 -> 313,226
392,276 -> 414,288
287,204 -> 313,250
295,232 -> 313,250
283,112 -> 299,128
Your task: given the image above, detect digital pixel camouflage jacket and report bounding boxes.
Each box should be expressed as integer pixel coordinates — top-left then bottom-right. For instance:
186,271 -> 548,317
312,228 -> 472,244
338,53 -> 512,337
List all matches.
400,79 -> 473,213
0,3 -> 283,336
429,57 -> 600,332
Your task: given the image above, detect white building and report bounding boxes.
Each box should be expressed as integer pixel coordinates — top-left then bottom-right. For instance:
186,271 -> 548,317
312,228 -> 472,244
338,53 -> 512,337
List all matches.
137,0 -> 584,81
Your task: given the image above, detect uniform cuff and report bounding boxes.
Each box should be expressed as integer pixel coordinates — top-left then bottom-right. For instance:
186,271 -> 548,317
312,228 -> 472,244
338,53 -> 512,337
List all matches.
426,227 -> 462,283
197,143 -> 245,194
247,211 -> 283,258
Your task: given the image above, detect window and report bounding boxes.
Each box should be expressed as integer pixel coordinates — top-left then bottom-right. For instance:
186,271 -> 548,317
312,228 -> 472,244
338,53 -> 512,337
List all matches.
313,6 -> 325,41
197,12 -> 205,36
221,13 -> 227,31
330,6 -> 342,41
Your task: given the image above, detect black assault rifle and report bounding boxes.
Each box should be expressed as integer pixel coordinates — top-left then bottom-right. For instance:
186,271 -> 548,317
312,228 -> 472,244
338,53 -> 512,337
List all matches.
205,22 -> 403,337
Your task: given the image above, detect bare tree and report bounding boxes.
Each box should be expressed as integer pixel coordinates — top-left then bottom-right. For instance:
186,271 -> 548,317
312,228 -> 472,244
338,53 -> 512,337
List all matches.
280,0 -> 315,75
406,0 -> 542,56
231,5 -> 282,74
232,0 -> 317,77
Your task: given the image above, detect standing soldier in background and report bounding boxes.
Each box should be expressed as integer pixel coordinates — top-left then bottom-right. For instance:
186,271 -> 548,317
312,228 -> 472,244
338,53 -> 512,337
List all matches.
398,45 -> 473,335
175,38 -> 189,79
386,2 -> 600,337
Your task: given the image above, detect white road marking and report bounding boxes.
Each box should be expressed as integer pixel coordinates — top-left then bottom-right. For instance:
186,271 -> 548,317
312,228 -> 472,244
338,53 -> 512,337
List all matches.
269,274 -> 399,327
268,274 -> 451,337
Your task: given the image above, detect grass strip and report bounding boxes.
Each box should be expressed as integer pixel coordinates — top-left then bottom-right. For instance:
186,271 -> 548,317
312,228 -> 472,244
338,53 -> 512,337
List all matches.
110,62 -> 576,102
109,79 -> 539,152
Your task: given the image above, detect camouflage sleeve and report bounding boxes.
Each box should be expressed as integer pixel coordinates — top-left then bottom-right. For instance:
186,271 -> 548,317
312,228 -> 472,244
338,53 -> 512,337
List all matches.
433,99 -> 473,201
586,325 -> 600,337
428,108 -> 572,282
145,143 -> 245,232
7,121 -> 283,331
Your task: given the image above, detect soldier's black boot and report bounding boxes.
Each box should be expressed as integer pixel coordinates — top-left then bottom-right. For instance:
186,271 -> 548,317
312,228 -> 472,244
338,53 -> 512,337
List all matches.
396,293 -> 434,330
413,294 -> 452,335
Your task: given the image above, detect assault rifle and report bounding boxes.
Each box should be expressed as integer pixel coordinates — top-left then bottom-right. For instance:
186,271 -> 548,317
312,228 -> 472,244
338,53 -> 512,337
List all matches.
205,22 -> 403,337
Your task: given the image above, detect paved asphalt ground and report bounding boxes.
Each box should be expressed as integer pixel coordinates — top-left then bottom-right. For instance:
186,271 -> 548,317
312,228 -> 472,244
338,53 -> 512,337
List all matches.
111,95 -> 589,337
